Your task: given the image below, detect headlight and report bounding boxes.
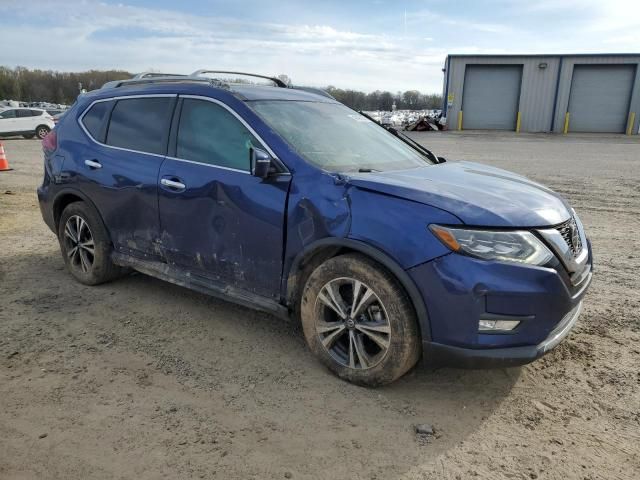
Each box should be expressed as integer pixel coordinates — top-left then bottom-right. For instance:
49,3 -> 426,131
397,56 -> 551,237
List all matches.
429,225 -> 554,266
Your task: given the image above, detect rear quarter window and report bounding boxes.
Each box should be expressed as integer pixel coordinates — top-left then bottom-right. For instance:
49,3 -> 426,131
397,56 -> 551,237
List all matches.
106,97 -> 174,155
81,101 -> 113,143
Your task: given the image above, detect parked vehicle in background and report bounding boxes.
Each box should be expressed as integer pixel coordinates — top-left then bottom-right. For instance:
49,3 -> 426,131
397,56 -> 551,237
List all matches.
37,71 -> 593,386
46,109 -> 66,117
0,108 -> 55,139
0,99 -> 20,108
51,111 -> 68,124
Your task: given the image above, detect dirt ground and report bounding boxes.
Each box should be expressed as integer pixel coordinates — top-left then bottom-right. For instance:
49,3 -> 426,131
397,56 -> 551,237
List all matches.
1,132 -> 638,479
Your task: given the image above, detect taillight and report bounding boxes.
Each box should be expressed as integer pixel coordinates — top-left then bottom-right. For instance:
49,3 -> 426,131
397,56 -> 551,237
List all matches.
42,129 -> 57,153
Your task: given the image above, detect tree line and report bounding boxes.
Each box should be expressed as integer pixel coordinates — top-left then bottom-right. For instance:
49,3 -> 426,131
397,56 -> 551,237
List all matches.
0,67 -> 132,105
326,86 -> 442,111
0,66 -> 442,111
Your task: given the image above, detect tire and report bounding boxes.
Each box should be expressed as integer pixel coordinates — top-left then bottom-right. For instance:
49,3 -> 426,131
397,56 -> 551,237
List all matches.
300,253 -> 421,386
22,134 -> 35,139
35,125 -> 50,139
57,202 -> 125,285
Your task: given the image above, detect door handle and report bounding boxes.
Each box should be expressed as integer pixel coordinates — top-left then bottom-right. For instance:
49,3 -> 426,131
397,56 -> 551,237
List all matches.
84,159 -> 102,169
160,178 -> 186,190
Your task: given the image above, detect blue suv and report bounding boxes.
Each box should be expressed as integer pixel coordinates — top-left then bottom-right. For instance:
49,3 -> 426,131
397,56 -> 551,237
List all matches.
38,71 -> 593,386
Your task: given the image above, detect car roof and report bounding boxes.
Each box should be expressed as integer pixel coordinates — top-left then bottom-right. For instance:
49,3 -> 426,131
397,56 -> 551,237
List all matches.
230,84 -> 336,102
86,80 -> 337,104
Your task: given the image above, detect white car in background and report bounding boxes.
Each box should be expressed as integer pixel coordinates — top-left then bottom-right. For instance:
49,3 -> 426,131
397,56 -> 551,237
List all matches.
0,108 -> 55,139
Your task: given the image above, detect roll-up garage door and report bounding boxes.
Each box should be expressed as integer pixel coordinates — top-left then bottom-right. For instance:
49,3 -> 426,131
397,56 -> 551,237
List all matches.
568,65 -> 635,133
461,65 -> 523,130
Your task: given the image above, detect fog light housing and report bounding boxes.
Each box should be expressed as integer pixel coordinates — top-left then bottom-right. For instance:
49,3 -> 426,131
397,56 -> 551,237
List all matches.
479,319 -> 521,332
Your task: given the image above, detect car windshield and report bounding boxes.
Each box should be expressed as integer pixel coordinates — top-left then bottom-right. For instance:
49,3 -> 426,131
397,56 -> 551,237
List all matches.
250,101 -> 432,172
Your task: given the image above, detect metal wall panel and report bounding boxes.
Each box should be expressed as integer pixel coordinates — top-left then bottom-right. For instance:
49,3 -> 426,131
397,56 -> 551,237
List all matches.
445,56 -> 560,132
567,65 -> 636,133
461,65 -> 522,130
444,54 -> 640,134
553,56 -> 640,133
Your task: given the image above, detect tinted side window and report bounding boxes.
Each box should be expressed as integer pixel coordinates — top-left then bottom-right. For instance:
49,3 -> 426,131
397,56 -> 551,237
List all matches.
177,99 -> 258,171
106,97 -> 174,155
82,101 -> 113,143
0,110 -> 16,119
16,109 -> 34,117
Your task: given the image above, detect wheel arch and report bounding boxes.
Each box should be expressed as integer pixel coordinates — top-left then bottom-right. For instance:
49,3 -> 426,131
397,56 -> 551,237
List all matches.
53,188 -> 107,236
285,238 -> 432,342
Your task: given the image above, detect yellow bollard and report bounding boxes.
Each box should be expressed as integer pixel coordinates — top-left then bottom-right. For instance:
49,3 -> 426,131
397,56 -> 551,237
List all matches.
563,112 -> 570,134
457,111 -> 463,131
516,112 -> 522,133
627,112 -> 636,135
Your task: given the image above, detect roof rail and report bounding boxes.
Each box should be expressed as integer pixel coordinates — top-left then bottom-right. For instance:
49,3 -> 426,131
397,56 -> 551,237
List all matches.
100,70 -> 292,90
101,76 -> 218,89
190,70 -> 289,88
132,72 -> 187,79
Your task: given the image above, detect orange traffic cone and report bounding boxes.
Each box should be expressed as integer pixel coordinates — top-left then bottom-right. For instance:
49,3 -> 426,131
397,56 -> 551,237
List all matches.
0,142 -> 12,171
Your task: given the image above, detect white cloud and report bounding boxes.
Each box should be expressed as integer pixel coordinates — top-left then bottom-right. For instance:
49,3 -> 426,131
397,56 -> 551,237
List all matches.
0,0 -> 450,92
1,0 -> 638,93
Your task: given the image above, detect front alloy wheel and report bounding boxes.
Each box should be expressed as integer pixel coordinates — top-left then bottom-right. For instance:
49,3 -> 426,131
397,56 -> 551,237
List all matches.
315,277 -> 391,369
301,253 -> 421,386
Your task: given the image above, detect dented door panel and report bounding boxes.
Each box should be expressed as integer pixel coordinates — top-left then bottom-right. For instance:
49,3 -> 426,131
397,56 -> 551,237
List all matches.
157,158 -> 290,299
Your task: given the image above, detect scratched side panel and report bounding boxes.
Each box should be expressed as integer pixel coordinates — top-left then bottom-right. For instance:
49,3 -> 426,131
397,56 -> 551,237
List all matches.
54,105 -> 163,258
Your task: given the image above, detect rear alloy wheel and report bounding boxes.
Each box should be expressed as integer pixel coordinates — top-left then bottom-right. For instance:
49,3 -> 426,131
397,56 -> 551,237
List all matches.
57,202 -> 126,285
63,215 -> 96,275
301,253 -> 421,386
36,125 -> 50,139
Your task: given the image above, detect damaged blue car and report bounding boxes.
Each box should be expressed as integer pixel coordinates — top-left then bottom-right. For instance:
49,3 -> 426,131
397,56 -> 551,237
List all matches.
38,71 -> 593,386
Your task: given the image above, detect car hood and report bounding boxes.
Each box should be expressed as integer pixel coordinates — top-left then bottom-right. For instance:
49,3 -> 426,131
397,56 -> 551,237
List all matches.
345,161 -> 571,227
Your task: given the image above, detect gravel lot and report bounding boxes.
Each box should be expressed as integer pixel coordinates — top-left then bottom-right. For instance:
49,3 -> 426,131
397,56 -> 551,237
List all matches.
1,132 -> 639,479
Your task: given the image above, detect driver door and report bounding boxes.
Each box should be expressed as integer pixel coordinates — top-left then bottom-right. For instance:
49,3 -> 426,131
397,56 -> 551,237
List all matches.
158,96 -> 290,300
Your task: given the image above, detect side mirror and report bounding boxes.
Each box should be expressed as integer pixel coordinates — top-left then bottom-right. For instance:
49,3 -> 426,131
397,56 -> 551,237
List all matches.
250,147 -> 273,178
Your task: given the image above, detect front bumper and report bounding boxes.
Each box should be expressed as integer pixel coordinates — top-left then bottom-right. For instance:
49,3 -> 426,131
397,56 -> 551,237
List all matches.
408,239 -> 593,368
423,300 -> 584,368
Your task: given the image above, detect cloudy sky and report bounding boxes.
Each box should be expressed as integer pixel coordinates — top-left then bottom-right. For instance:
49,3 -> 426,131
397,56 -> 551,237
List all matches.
1,0 -> 638,92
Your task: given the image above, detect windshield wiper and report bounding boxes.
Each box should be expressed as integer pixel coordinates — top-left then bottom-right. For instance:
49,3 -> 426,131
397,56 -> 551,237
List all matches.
357,167 -> 380,173
358,111 -> 444,164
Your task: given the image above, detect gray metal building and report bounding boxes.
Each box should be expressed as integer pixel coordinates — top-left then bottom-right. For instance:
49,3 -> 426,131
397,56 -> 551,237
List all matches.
442,54 -> 640,134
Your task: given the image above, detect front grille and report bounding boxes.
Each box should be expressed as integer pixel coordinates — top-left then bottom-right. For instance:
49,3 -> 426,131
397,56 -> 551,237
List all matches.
556,217 -> 583,256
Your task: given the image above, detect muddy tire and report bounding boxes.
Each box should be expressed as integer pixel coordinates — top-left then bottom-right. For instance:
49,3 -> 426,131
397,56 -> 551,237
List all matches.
300,253 -> 421,386
57,202 -> 125,285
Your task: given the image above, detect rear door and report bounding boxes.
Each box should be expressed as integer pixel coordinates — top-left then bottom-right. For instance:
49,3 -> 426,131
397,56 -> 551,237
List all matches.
15,109 -> 37,132
158,96 -> 290,299
76,95 -> 176,258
